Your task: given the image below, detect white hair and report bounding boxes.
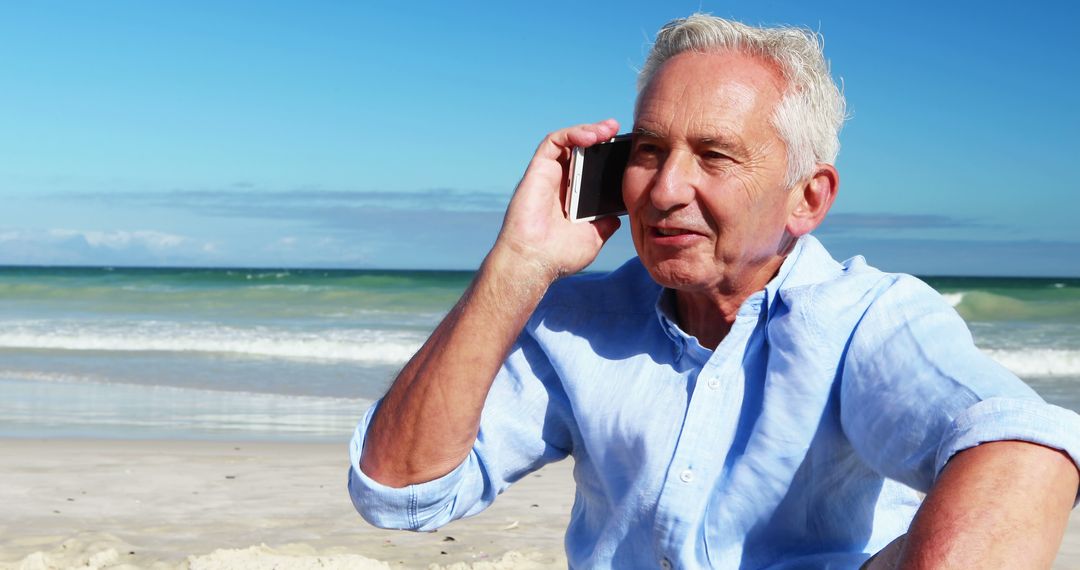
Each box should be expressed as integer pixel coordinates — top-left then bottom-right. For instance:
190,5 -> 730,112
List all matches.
638,14 -> 847,186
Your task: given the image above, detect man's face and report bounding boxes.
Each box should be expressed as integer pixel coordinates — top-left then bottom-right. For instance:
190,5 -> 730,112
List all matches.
624,50 -> 796,296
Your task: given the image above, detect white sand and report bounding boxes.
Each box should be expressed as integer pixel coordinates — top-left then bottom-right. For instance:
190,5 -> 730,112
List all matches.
0,439 -> 572,569
0,438 -> 1076,569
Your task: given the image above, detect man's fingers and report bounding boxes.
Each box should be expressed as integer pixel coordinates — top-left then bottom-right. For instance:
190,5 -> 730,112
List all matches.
570,118 -> 620,147
534,119 -> 620,163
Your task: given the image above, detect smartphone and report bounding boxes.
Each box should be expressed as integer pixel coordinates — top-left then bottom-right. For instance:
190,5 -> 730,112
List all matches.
566,134 -> 632,222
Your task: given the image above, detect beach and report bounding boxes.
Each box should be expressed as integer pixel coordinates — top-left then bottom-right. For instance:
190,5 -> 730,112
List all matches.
0,438 -> 575,569
1,438 -> 1077,569
1,268 -> 1078,568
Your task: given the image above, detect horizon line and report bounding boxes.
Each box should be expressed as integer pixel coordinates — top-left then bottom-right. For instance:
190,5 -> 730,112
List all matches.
1,263 -> 1078,281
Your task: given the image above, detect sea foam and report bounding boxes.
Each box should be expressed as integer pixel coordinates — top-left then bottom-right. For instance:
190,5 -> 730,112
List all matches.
983,348 -> 1080,378
942,292 -> 965,307
4,320 -> 1078,377
0,320 -> 422,365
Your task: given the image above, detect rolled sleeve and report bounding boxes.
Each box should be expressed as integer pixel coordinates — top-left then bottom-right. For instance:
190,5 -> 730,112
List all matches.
840,275 -> 1061,492
348,403 -> 474,531
346,330 -> 575,531
935,396 -> 1080,505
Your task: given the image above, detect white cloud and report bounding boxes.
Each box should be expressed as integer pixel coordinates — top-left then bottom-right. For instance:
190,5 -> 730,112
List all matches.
0,228 -> 217,266
45,229 -> 189,250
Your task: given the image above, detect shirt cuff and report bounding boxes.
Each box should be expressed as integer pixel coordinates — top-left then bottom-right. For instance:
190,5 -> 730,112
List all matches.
935,397 -> 1080,506
347,402 -> 472,530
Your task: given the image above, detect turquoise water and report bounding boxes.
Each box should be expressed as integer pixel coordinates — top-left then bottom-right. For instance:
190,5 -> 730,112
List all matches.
0,267 -> 1077,441
0,267 -> 472,441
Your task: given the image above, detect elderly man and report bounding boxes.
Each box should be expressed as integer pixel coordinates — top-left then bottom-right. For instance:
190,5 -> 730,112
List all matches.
349,14 -> 1080,569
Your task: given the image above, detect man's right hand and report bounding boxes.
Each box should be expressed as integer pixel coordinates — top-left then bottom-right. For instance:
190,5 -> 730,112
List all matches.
492,119 -> 623,285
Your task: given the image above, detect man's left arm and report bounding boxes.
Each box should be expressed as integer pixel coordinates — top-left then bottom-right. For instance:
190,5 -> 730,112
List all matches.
890,440 -> 1078,569
839,275 -> 1080,567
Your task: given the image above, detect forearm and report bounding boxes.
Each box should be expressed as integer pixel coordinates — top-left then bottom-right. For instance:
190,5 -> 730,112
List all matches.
896,440 -> 1078,569
360,244 -> 555,487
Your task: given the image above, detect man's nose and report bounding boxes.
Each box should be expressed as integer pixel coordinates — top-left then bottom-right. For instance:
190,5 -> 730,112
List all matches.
649,151 -> 695,212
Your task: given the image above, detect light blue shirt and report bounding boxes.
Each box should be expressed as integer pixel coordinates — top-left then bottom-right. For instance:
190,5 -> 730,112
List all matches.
349,235 -> 1080,569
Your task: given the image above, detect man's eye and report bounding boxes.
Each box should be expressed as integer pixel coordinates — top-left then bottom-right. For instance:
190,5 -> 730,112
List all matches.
702,150 -> 729,161
629,143 -> 661,166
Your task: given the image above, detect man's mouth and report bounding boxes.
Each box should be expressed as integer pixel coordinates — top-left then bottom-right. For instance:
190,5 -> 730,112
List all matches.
652,227 -> 696,237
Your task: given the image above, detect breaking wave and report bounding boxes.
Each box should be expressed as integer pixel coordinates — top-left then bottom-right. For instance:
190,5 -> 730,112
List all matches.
983,348 -> 1080,378
0,320 -> 422,365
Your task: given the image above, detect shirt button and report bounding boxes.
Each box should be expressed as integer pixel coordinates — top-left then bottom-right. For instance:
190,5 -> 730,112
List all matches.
679,469 -> 694,483
660,558 -> 673,570
707,377 -> 720,389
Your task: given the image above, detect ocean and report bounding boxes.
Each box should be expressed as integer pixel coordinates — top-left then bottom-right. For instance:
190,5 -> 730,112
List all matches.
1,266 -> 1077,442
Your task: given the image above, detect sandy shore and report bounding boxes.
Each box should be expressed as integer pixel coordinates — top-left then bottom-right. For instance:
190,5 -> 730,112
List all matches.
0,439 -> 573,569
0,438 -> 1076,569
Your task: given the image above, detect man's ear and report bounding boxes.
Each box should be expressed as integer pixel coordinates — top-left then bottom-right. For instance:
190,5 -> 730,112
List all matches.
786,163 -> 838,237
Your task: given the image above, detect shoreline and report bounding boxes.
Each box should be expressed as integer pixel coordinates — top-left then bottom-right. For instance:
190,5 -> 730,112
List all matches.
0,438 -> 1076,569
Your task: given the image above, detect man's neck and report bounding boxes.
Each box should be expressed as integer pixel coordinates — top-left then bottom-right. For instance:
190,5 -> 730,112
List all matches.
673,255 -> 786,350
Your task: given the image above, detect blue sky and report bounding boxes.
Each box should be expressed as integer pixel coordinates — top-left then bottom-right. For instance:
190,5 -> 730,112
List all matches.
2,1 -> 1078,276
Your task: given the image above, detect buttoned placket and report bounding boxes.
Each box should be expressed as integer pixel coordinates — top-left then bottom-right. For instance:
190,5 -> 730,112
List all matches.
650,294 -> 767,566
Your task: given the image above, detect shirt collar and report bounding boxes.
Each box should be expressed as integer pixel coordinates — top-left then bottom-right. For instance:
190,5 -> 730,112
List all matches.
651,235 -> 815,352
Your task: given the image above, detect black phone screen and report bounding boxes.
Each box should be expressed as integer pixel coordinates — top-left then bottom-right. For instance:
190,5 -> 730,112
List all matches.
576,135 -> 632,219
